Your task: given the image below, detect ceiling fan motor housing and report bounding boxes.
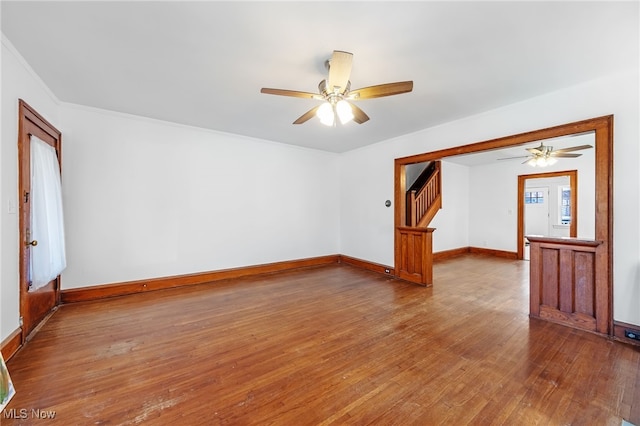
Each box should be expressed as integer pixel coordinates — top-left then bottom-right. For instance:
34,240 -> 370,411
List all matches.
319,79 -> 351,102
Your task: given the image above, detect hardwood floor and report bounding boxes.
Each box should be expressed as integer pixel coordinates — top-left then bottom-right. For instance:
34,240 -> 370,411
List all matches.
4,254 -> 639,425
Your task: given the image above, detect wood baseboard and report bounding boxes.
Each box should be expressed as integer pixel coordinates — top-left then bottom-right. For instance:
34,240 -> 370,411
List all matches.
339,255 -> 394,276
433,247 -> 470,261
1,328 -> 23,361
434,246 -> 518,261
613,321 -> 640,347
469,246 -> 518,259
61,255 -> 340,303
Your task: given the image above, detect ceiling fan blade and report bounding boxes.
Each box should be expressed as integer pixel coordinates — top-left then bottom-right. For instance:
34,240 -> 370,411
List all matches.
551,153 -> 582,158
348,81 -> 413,100
293,105 -> 321,125
349,102 -> 370,124
261,88 -> 323,100
553,144 -> 593,153
327,50 -> 353,94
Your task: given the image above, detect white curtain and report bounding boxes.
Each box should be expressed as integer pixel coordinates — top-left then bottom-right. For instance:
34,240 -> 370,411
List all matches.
29,135 -> 66,291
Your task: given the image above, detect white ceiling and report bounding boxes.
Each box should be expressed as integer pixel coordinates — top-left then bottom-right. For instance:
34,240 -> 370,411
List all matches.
1,1 -> 637,153
444,132 -> 595,166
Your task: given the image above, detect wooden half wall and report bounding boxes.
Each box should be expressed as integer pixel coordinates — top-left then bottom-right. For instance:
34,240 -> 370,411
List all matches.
528,236 -> 604,333
394,115 -> 613,335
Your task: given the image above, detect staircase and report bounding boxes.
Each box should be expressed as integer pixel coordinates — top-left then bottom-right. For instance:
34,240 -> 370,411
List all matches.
406,161 -> 441,227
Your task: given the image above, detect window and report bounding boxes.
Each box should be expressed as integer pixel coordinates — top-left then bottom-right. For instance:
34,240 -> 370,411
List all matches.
560,186 -> 571,224
525,191 -> 545,204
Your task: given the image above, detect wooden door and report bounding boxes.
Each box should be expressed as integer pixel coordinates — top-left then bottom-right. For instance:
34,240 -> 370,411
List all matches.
524,187 -> 549,236
18,100 -> 63,339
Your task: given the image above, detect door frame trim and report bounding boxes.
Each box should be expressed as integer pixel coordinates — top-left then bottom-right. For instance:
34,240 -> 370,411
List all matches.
518,170 -> 578,259
17,99 -> 63,341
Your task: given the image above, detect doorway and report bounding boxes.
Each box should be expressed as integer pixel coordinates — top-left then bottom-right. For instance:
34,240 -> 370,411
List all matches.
17,99 -> 63,341
523,186 -> 548,260
518,170 -> 578,260
394,115 -> 613,335
525,187 -> 549,235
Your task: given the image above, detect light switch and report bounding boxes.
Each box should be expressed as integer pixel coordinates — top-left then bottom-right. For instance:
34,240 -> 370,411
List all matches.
8,199 -> 16,214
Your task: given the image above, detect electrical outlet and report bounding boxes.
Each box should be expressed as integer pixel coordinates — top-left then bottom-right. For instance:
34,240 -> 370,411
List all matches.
624,329 -> 640,341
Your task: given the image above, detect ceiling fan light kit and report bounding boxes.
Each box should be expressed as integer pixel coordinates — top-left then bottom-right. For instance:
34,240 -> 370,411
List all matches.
261,50 -> 413,126
336,100 -> 354,124
527,156 -> 558,167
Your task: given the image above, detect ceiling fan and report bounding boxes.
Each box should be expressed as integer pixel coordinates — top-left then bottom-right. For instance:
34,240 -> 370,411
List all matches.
260,50 -> 413,126
498,142 -> 593,167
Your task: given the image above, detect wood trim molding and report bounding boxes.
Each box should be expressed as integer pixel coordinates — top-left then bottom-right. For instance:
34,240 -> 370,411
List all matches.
61,255 -> 340,303
517,170 -> 578,260
60,255 -> 405,304
394,114 -> 613,335
7,254 -> 398,355
468,247 -> 518,259
433,247 -> 470,261
613,321 -> 640,347
1,328 -> 23,361
394,116 -> 613,166
433,247 -> 517,261
339,255 -> 394,276
18,99 -> 63,341
525,235 -> 602,249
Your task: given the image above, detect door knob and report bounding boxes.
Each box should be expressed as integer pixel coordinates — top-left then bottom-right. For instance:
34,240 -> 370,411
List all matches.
27,240 -> 38,246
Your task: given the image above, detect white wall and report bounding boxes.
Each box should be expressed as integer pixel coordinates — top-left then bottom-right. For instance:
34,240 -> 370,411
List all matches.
2,34 -> 638,342
338,158 -> 470,263
1,35 -> 340,342
526,176 -> 570,238
338,145 -> 395,266
468,139 -> 595,252
59,104 -> 340,288
429,161 -> 469,252
1,37 -> 60,342
467,161 -> 519,252
339,68 -> 639,326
